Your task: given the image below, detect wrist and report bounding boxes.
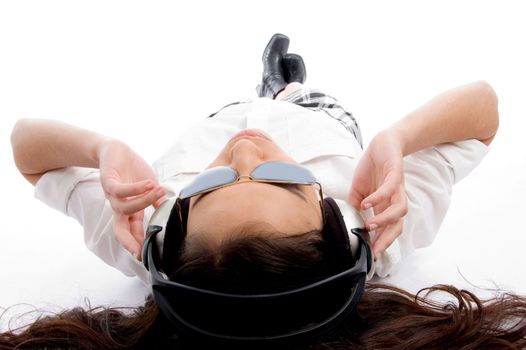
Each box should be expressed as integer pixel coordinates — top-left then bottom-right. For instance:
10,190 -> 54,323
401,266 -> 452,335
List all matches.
388,115 -> 424,157
94,136 -> 117,167
374,128 -> 405,157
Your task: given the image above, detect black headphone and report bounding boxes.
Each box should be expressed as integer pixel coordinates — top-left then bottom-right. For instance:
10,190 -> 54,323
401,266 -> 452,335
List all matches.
141,196 -> 373,346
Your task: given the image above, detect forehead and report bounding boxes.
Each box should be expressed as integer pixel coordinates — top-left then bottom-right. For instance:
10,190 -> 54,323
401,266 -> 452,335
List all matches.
186,182 -> 321,240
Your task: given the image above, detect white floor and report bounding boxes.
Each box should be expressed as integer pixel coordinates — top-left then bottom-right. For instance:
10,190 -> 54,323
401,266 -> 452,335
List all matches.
1,0 -> 525,331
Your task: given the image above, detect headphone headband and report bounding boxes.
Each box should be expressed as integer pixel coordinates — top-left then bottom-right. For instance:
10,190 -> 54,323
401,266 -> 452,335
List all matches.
142,196 -> 373,345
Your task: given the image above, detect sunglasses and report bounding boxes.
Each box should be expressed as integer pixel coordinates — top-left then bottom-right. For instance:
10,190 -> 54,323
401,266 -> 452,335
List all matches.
178,160 -> 325,223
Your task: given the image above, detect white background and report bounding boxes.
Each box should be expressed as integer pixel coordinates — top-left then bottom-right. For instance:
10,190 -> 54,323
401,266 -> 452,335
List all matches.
1,0 -> 525,331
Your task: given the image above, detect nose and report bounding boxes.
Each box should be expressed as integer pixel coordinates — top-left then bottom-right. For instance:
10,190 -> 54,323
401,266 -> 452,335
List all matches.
229,139 -> 264,175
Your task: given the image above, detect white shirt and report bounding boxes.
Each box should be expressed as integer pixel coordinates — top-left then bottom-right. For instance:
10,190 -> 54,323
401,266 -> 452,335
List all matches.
34,97 -> 489,285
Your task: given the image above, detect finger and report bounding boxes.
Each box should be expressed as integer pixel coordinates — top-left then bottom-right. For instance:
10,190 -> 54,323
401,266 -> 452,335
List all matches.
372,201 -> 388,217
113,214 -> 141,259
153,195 -> 168,209
129,214 -> 145,261
361,176 -> 399,209
129,211 -> 146,246
372,220 -> 403,259
366,193 -> 407,231
112,187 -> 166,215
105,179 -> 154,198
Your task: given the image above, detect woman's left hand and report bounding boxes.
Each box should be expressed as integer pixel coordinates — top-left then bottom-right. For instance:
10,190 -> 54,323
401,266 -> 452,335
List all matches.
348,130 -> 408,260
98,139 -> 166,259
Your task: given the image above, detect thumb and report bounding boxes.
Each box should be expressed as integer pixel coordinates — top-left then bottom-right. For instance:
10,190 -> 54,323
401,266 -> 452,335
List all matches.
348,187 -> 365,211
153,195 -> 168,209
362,174 -> 399,209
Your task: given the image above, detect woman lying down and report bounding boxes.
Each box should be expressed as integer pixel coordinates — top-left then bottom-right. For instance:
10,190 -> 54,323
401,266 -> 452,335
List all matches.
5,34 -> 526,349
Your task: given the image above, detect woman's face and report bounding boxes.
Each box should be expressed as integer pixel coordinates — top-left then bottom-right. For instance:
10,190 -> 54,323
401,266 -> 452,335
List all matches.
186,129 -> 323,246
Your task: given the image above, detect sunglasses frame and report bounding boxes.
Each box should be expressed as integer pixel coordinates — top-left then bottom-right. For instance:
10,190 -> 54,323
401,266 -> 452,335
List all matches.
177,161 -> 326,225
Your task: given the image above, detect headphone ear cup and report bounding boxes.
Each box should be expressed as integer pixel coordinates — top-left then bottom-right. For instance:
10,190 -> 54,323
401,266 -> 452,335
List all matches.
321,197 -> 353,267
351,228 -> 373,273
142,225 -> 163,270
161,198 -> 190,275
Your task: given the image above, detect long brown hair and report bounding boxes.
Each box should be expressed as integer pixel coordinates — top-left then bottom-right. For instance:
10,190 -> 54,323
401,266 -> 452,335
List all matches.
1,231 -> 526,349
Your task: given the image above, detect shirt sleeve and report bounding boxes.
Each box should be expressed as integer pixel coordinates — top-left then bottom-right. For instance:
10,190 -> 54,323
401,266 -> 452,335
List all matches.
374,139 -> 490,277
34,167 -> 150,285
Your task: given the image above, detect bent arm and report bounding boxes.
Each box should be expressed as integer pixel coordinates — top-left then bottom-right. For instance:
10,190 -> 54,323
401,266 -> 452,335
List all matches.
391,80 -> 499,155
10,119 -> 110,185
11,118 -> 165,258
350,81 -> 499,258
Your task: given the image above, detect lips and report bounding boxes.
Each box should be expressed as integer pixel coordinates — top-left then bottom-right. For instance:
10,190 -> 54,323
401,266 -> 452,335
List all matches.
229,129 -> 272,142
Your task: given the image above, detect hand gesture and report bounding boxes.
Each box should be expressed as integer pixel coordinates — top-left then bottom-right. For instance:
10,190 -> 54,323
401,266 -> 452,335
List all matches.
348,130 -> 408,259
98,139 -> 166,259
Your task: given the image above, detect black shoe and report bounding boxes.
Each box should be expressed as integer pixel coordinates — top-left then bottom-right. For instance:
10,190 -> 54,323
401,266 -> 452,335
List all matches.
282,53 -> 306,84
256,34 -> 289,99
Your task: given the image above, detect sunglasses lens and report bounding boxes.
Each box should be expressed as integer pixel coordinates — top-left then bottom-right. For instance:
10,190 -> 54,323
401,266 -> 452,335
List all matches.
180,167 -> 237,198
251,161 -> 315,184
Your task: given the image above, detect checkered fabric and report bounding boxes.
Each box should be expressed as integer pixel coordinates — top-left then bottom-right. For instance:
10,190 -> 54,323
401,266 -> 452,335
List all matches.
208,88 -> 362,148
281,87 -> 363,148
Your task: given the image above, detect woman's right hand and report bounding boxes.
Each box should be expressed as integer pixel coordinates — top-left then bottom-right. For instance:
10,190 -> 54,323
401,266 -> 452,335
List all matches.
98,139 -> 166,260
348,129 -> 408,260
